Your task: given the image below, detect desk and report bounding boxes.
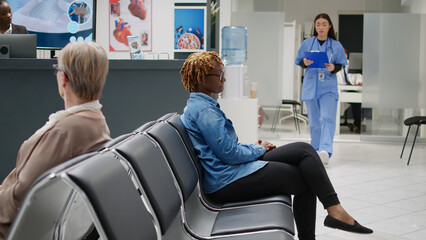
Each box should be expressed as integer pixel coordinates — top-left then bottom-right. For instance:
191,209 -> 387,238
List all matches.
336,84 -> 362,135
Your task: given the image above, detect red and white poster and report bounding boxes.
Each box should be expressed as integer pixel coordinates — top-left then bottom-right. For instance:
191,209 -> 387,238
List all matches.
109,0 -> 152,52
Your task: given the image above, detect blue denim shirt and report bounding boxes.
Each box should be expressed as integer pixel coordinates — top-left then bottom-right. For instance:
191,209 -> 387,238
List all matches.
181,93 -> 267,194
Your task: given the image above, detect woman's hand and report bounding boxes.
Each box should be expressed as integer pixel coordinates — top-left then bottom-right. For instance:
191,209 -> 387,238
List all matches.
256,139 -> 276,152
303,58 -> 313,66
325,63 -> 335,72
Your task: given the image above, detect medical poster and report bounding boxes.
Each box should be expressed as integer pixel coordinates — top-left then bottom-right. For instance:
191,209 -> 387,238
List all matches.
109,0 -> 152,52
174,7 -> 206,51
9,0 -> 94,49
174,0 -> 207,3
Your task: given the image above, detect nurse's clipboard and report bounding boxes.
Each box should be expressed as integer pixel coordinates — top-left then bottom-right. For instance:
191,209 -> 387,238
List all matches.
304,51 -> 329,68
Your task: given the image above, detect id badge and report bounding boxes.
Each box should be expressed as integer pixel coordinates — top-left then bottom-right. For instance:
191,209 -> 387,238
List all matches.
318,70 -> 325,81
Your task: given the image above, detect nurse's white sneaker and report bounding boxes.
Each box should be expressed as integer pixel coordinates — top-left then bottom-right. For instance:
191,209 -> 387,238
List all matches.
318,151 -> 329,165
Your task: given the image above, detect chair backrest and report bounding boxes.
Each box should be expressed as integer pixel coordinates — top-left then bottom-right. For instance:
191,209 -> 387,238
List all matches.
145,121 -> 199,202
65,151 -> 158,240
165,114 -> 223,208
156,112 -> 178,122
113,133 -> 182,234
131,112 -> 176,134
97,132 -> 134,151
6,153 -> 97,240
166,114 -> 205,181
6,177 -> 73,239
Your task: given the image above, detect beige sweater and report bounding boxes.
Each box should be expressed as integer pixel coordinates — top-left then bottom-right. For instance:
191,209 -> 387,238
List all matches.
0,114 -> 111,239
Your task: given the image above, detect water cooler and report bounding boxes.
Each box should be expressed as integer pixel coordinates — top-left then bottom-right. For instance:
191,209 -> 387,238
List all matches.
219,26 -> 258,144
220,26 -> 247,99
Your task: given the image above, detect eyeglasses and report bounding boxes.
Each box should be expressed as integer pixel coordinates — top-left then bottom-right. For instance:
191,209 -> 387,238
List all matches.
207,71 -> 224,81
52,64 -> 63,76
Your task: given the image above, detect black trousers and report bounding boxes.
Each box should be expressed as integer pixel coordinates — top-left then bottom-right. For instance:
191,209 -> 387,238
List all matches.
207,142 -> 339,240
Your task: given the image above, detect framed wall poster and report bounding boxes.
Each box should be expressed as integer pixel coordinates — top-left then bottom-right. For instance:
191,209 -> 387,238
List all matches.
109,0 -> 152,52
174,7 -> 206,52
174,0 -> 207,3
9,0 -> 96,49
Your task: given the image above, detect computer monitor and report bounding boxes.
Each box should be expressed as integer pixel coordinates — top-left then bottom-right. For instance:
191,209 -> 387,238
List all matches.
0,34 -> 37,58
348,52 -> 363,74
9,0 -> 96,49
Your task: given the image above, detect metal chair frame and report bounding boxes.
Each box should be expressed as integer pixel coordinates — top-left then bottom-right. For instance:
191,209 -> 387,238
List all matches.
400,116 -> 426,165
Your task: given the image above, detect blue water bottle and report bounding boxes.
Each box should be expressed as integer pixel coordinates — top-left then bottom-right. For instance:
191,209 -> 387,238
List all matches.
222,26 -> 247,65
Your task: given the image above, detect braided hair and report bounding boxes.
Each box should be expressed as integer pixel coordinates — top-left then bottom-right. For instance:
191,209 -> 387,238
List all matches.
180,51 -> 223,92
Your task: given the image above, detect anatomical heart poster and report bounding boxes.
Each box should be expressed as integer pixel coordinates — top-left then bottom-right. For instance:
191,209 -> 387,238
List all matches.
109,0 -> 152,52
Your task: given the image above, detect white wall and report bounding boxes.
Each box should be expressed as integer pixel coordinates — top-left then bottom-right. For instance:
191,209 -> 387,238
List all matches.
219,0 -> 232,56
232,0 -> 365,32
231,0 -> 254,11
232,0 -> 426,35
231,11 -> 284,105
283,0 -> 366,33
401,0 -> 426,13
282,0 -> 426,28
96,0 -> 175,59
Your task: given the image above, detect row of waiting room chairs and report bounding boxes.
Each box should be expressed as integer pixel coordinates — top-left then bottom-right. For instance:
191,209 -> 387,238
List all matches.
6,113 -> 295,240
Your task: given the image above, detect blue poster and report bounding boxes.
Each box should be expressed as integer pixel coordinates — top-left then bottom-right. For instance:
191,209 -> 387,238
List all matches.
174,8 -> 205,50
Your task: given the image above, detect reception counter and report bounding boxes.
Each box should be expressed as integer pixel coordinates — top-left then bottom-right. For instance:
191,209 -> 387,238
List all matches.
0,59 -> 188,179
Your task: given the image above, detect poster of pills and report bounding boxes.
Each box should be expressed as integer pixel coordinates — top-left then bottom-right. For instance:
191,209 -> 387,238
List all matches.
174,7 -> 206,52
109,0 -> 152,52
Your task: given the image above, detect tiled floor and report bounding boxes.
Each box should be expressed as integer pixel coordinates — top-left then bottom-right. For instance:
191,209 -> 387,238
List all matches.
259,122 -> 426,240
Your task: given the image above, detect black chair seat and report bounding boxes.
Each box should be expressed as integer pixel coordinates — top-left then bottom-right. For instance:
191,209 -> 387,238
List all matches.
222,195 -> 291,208
212,204 -> 294,236
218,230 -> 294,240
400,116 -> 426,165
404,116 -> 426,126
282,100 -> 301,106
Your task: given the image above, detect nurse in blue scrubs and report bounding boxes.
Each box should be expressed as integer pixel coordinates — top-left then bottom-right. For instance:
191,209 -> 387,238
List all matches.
295,13 -> 347,165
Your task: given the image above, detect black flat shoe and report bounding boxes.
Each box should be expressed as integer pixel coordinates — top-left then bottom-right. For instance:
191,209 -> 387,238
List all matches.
324,215 -> 373,234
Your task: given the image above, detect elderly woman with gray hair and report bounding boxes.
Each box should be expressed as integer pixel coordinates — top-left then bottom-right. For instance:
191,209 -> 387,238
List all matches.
0,41 -> 111,239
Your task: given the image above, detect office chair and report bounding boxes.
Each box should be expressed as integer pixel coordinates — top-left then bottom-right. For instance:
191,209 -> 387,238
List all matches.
400,116 -> 426,165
